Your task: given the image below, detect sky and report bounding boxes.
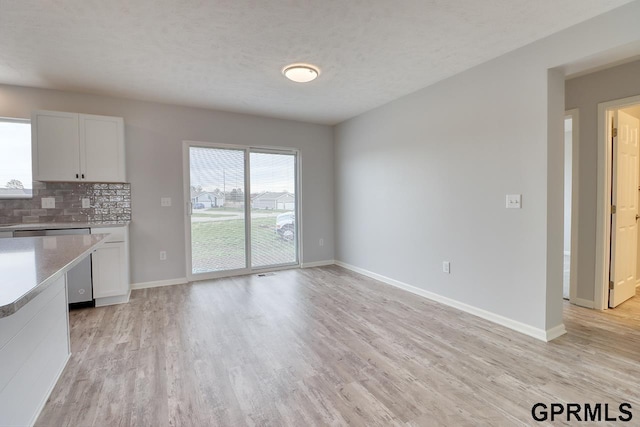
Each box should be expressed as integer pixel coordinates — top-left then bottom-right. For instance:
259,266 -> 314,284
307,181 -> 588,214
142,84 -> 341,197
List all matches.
0,121 -> 32,189
190,147 -> 295,194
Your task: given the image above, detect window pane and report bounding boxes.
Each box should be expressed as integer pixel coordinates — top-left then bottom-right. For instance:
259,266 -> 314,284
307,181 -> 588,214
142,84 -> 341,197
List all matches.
250,152 -> 297,268
189,147 -> 246,273
0,119 -> 32,199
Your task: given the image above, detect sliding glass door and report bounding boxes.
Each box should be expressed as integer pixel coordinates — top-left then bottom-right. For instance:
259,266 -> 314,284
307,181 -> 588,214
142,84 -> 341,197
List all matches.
250,151 -> 297,268
188,146 -> 246,274
185,142 -> 298,279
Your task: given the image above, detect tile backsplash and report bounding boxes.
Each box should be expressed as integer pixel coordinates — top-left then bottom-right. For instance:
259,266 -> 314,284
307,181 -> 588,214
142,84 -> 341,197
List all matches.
0,182 -> 131,225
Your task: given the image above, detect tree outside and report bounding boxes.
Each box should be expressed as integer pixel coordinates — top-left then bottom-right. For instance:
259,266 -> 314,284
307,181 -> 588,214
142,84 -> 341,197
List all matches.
5,179 -> 24,189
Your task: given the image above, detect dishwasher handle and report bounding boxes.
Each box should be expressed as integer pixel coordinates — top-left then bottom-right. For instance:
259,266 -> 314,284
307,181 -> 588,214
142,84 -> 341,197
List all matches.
13,228 -> 91,237
13,230 -> 47,237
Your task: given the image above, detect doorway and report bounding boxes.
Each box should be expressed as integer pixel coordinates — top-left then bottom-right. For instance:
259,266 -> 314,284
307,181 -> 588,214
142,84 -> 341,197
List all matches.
595,95 -> 640,309
183,141 -> 300,280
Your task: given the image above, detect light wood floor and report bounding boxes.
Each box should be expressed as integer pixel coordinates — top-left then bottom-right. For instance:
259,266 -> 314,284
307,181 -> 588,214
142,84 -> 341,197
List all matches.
36,266 -> 640,426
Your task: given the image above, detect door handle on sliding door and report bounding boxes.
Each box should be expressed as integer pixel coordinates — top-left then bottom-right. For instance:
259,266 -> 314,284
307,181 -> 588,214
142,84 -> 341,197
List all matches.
187,202 -> 193,215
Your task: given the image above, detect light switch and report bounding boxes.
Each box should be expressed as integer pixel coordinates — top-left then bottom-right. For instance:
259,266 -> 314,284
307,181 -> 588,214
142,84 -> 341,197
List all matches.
506,194 -> 522,209
41,197 -> 55,209
161,197 -> 172,207
82,198 -> 91,209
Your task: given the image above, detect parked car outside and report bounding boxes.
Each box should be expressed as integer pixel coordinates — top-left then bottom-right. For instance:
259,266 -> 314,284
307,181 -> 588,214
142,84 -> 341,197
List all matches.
276,212 -> 295,241
193,202 -> 205,209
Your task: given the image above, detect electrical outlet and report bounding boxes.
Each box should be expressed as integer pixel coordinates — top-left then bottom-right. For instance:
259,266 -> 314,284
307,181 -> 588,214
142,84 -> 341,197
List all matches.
506,194 -> 522,209
161,197 -> 172,207
82,198 -> 91,209
319,238 -> 324,247
160,251 -> 167,261
41,197 -> 55,209
443,261 -> 450,274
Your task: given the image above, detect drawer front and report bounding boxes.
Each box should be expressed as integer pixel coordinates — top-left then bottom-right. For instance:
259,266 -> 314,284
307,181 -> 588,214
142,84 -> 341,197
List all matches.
91,226 -> 127,243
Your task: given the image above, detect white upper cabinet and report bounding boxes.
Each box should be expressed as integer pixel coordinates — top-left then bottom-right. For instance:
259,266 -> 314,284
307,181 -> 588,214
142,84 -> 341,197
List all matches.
79,114 -> 126,182
32,111 -> 80,182
32,110 -> 126,183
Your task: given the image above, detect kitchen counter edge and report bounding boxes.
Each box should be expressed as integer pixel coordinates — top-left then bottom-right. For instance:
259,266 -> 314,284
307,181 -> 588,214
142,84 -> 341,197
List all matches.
0,234 -> 109,318
0,222 -> 130,231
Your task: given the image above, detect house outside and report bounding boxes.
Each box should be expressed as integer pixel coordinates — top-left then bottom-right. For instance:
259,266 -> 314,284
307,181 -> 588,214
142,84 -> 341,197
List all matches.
252,192 -> 295,210
191,191 -> 224,208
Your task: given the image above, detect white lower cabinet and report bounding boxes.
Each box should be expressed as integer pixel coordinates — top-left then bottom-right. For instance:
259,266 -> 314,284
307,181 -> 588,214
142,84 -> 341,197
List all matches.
91,225 -> 130,306
92,242 -> 127,298
0,275 -> 69,426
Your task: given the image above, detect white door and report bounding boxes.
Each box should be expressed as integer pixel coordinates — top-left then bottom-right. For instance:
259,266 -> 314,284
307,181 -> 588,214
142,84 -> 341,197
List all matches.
610,110 -> 640,308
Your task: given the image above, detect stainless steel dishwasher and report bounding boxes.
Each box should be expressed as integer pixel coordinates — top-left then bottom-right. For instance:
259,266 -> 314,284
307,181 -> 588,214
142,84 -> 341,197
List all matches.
13,228 -> 94,308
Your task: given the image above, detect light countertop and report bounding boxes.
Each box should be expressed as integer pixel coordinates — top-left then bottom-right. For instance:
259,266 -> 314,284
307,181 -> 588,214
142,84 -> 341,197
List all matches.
0,234 -> 108,318
0,222 -> 129,231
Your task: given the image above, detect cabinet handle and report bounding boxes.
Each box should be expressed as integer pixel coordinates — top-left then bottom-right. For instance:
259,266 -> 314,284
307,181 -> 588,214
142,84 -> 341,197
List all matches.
81,174 -> 85,179
76,173 -> 79,179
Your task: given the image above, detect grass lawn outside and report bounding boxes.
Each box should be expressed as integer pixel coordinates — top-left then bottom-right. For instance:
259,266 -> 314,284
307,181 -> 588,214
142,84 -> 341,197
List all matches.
191,216 -> 296,273
191,213 -> 237,218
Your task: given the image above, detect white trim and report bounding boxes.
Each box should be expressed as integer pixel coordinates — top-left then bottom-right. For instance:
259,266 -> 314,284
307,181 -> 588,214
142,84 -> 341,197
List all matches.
301,260 -> 335,268
565,109 -> 580,307
334,261 -> 565,342
94,291 -> 130,307
131,277 -> 189,290
28,352 -> 71,427
244,145 -> 252,272
571,298 -> 595,309
563,250 -> 571,256
295,151 -> 304,269
595,95 -> 640,310
251,264 -> 300,274
183,141 -> 192,281
545,324 -> 567,341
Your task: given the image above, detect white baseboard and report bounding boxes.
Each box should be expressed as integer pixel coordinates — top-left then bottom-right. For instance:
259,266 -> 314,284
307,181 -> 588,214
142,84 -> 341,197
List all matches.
545,324 -> 567,341
334,260 -> 564,342
29,352 -> 71,427
571,298 -> 595,308
301,260 -> 335,268
131,277 -> 188,290
95,291 -> 131,307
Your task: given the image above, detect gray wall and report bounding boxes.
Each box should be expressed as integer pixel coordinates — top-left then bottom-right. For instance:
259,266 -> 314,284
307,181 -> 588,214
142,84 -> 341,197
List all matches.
565,59 -> 640,302
334,1 -> 640,333
0,85 -> 334,284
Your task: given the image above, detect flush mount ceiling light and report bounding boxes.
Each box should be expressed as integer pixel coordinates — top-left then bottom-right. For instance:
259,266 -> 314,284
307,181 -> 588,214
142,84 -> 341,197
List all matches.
282,63 -> 320,83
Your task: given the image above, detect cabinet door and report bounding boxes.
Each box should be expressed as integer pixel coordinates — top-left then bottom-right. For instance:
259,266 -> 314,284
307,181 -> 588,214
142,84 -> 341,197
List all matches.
92,242 -> 128,298
79,114 -> 125,182
32,111 -> 80,181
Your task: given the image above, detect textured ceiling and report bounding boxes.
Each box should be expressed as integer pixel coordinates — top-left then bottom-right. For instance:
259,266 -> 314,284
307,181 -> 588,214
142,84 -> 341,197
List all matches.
0,0 -> 633,124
